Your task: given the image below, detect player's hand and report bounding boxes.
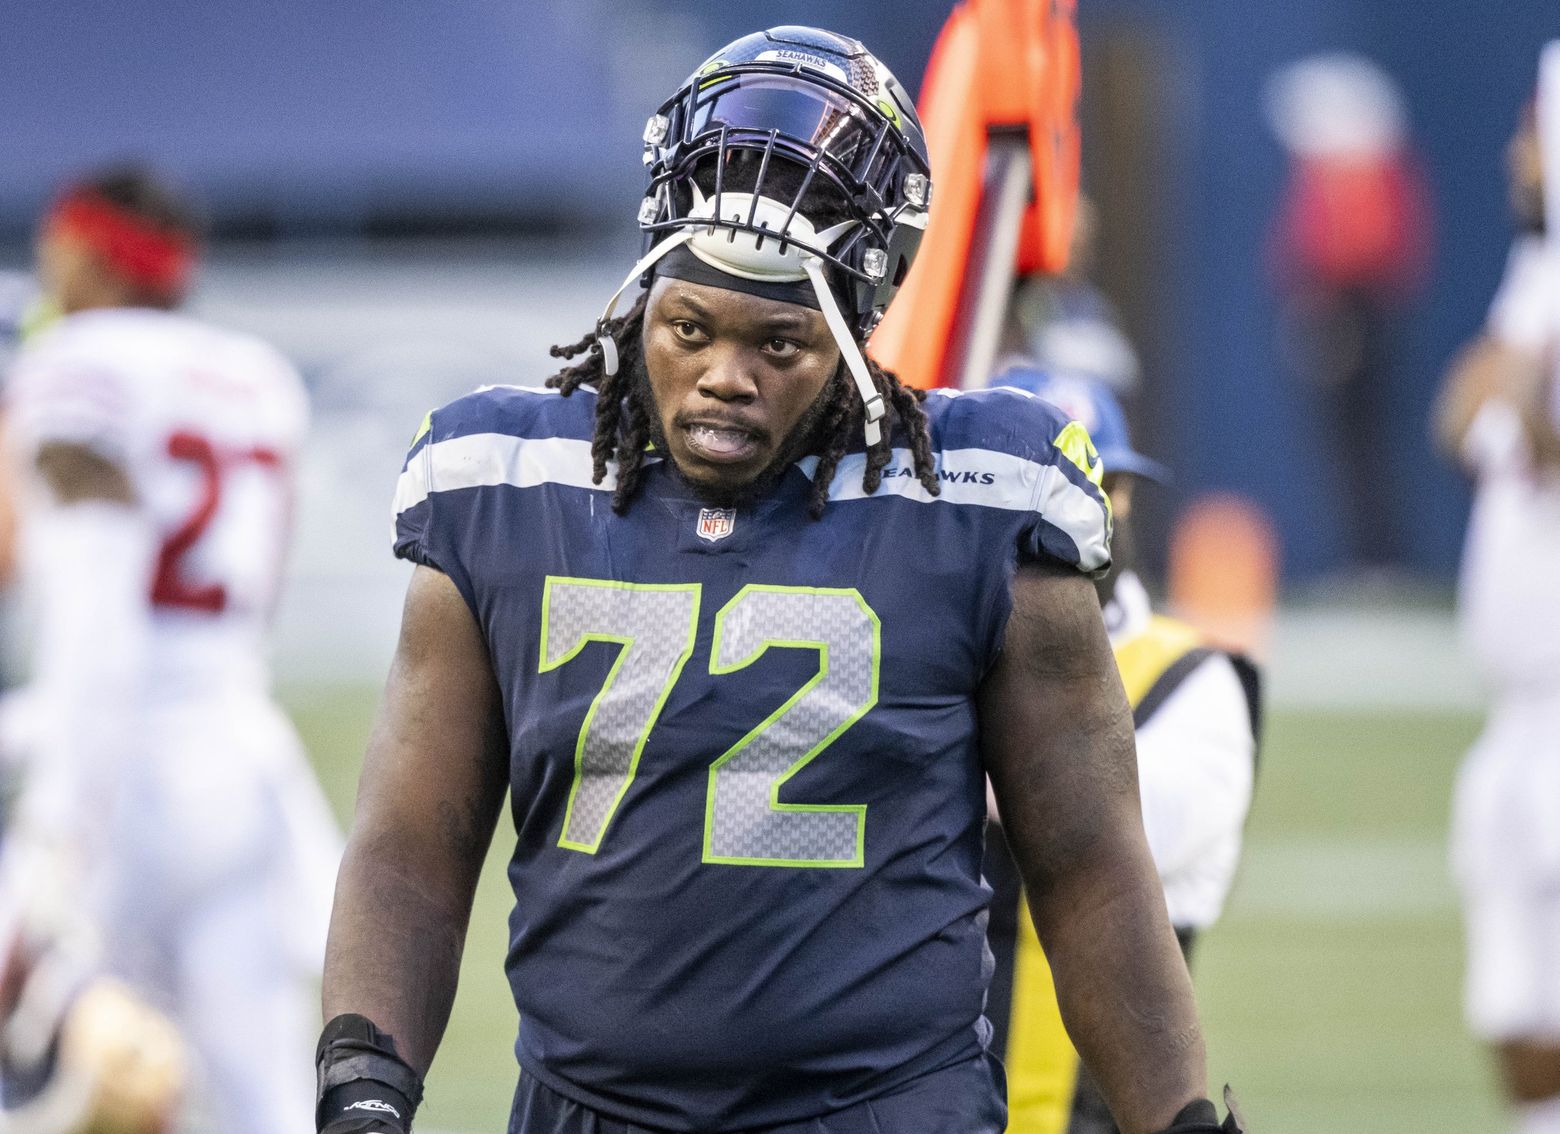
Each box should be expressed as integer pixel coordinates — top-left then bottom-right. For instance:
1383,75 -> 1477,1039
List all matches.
1154,1086 -> 1248,1133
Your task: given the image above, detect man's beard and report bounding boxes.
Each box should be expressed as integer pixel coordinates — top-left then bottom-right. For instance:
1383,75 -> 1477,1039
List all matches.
634,356 -> 843,508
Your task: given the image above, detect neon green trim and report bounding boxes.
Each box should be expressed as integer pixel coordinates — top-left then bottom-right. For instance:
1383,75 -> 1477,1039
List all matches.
410,410 -> 433,447
1054,420 -> 1103,489
702,585 -> 879,868
540,577 -> 701,854
1053,419 -> 1112,525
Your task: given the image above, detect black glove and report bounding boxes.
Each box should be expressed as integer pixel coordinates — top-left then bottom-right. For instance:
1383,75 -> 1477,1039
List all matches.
1155,1086 -> 1248,1133
316,1014 -> 424,1134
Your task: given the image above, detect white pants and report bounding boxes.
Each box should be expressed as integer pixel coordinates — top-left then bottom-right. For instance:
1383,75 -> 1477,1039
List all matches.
1453,694 -> 1560,1042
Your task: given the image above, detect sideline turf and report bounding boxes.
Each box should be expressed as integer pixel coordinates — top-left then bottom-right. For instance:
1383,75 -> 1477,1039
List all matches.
285,689 -> 1504,1132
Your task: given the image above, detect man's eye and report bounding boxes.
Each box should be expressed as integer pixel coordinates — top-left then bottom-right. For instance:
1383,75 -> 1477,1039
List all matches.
766,338 -> 799,357
672,320 -> 705,341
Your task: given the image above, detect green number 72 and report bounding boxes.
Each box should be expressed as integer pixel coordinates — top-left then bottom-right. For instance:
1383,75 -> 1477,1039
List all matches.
539,577 -> 880,868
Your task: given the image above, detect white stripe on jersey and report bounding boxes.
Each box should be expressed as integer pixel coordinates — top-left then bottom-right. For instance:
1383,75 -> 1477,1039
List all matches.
806,446 -> 1039,509
394,434 -> 624,515
804,446 -> 1111,571
397,434 -> 1109,569
1035,463 -> 1113,571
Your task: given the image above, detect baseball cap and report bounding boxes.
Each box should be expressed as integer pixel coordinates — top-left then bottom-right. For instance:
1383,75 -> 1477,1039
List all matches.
992,362 -> 1169,482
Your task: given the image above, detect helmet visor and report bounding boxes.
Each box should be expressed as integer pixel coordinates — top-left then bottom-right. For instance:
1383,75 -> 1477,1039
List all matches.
684,75 -> 881,177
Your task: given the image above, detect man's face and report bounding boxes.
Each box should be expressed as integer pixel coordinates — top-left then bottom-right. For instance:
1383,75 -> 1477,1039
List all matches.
642,276 -> 842,501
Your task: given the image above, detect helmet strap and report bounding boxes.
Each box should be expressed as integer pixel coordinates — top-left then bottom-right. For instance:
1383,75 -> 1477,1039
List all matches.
595,231 -> 694,377
802,256 -> 884,447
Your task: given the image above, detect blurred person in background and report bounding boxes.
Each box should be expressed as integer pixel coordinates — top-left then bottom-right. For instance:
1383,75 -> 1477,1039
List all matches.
1266,53 -> 1432,570
319,26 -> 1245,1134
0,273 -> 50,602
1435,43 -> 1560,1134
0,165 -> 341,1134
984,366 -> 1260,1134
1000,195 -> 1140,398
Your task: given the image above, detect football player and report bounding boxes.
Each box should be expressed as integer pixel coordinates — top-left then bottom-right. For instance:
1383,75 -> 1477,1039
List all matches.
321,28 -> 1245,1134
982,368 -> 1260,1134
1436,43 -> 1560,1134
0,166 -> 342,1134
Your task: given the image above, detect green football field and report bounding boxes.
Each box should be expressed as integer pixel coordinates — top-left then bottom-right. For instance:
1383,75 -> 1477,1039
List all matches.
286,686 -> 1506,1133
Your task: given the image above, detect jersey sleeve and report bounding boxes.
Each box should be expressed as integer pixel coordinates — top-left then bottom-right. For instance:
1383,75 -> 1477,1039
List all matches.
392,410 -> 440,567
1013,399 -> 1114,575
390,407 -> 480,613
5,324 -> 141,465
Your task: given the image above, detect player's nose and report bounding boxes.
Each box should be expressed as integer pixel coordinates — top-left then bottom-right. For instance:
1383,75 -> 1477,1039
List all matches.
694,346 -> 759,402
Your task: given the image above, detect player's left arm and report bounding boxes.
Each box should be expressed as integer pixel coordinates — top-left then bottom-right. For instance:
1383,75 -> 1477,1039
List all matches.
319,566 -> 509,1132
0,437 -> 155,1023
1433,333 -> 1560,469
15,441 -> 152,852
980,562 -> 1216,1134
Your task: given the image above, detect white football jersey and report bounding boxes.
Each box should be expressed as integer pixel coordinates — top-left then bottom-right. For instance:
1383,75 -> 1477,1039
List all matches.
6,307 -> 308,688
1455,237 -> 1560,692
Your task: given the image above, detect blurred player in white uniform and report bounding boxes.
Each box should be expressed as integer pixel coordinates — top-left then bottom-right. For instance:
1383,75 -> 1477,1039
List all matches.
1437,43 -> 1560,1134
983,368 -> 1260,1134
0,167 -> 340,1134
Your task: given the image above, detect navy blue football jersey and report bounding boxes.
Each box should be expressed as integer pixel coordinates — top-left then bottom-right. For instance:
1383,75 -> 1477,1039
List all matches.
391,382 -> 1111,1130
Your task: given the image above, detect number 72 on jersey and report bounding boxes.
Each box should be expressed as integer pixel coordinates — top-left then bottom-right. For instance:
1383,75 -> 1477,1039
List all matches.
540,577 -> 881,869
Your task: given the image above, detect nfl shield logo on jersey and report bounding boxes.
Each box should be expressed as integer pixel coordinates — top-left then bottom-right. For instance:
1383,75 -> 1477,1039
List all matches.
696,508 -> 736,543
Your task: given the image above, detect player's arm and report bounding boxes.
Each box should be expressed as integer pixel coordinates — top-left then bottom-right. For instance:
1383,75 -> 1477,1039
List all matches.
14,441 -> 150,853
320,565 -> 508,1129
1433,333 -> 1560,468
980,562 -> 1211,1134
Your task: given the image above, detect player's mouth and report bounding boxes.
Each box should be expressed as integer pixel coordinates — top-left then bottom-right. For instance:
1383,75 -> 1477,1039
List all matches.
680,419 -> 766,465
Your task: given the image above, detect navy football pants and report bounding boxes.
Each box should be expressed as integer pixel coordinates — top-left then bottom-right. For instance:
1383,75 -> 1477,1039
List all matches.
507,1054 -> 1008,1133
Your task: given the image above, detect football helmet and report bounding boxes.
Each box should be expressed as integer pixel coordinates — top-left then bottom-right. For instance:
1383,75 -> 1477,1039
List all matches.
2,972 -> 185,1134
598,27 -> 934,446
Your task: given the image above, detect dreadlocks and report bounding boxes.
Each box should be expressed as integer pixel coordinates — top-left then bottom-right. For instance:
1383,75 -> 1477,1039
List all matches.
544,293 -> 941,518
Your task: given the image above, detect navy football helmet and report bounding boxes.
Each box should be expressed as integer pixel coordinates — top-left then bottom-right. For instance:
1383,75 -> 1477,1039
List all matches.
642,26 -> 931,337
598,27 -> 933,446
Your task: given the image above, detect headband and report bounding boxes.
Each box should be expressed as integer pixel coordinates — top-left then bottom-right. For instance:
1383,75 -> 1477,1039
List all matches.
652,243 -> 822,310
46,189 -> 195,298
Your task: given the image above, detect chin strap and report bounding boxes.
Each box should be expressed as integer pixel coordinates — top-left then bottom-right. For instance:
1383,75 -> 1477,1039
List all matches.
801,255 -> 884,448
592,231 -> 885,449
